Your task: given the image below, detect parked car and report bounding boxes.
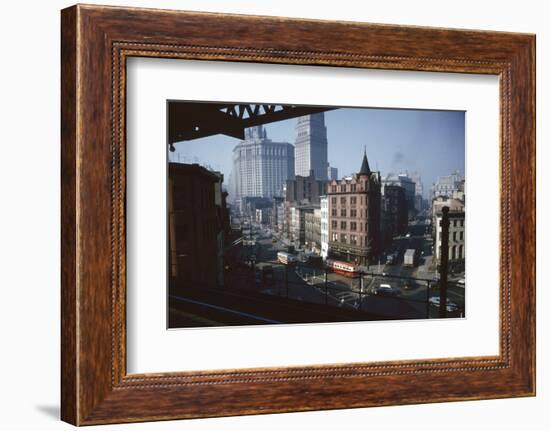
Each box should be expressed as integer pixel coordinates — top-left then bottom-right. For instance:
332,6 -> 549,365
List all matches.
375,284 -> 398,296
403,280 -> 419,290
429,297 -> 459,312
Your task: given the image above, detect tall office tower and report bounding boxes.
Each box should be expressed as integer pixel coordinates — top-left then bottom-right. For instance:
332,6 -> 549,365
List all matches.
230,125 -> 294,203
294,113 -> 328,180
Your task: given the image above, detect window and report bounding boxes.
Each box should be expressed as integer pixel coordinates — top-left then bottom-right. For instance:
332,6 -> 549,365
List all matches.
331,185 -> 337,193
350,209 -> 357,218
453,231 -> 457,241
351,184 -> 356,192
331,197 -> 337,205
350,235 -> 357,245
332,220 -> 337,228
350,222 -> 357,231
331,233 -> 338,241
340,234 -> 347,244
340,221 -> 347,230
332,209 -> 337,216
340,197 -> 346,205
341,185 -> 346,192
460,231 -> 464,240
350,196 -> 357,205
341,209 -> 346,217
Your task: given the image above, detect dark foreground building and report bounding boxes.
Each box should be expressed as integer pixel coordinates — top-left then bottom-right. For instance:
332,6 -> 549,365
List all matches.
381,184 -> 408,246
168,163 -> 229,292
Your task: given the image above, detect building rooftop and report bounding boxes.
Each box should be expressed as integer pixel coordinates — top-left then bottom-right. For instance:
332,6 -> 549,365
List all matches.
358,149 -> 371,175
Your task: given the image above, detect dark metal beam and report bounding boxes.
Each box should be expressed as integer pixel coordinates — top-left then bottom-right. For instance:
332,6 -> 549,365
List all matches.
168,102 -> 334,145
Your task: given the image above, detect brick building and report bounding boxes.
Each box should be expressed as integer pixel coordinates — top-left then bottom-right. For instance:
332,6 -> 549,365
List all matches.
327,151 -> 381,265
168,163 -> 229,292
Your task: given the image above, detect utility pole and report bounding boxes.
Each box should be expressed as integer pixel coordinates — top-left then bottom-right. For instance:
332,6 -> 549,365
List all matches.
285,264 -> 289,299
439,206 -> 450,318
324,268 -> 328,305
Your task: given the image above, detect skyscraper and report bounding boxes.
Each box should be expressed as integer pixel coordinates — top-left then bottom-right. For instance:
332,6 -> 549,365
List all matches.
294,113 -> 328,180
230,125 -> 294,203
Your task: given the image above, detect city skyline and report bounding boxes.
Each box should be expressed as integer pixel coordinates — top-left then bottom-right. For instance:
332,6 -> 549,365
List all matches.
170,107 -> 465,198
167,101 -> 466,328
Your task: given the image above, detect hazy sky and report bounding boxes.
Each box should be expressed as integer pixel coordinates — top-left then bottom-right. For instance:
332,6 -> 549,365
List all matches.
171,107 -> 465,197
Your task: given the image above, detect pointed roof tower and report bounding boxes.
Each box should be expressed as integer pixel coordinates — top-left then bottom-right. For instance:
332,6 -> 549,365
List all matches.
358,146 -> 371,175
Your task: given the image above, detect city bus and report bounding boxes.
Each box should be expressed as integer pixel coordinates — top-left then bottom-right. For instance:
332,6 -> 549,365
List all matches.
326,259 -> 360,278
277,251 -> 297,265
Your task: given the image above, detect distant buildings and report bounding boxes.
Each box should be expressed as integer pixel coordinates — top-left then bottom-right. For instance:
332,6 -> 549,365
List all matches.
409,172 -> 424,198
284,172 -> 327,244
255,207 -> 271,225
271,196 -> 285,232
289,206 -> 315,246
381,184 -> 408,246
382,173 -> 416,212
409,172 -> 427,212
327,164 -> 338,181
432,195 -> 465,270
240,196 -> 272,218
295,113 -> 328,180
230,125 -> 294,204
304,208 -> 322,254
285,172 -> 327,205
320,196 -> 329,259
327,150 -> 381,265
168,163 -> 230,291
432,170 -> 464,199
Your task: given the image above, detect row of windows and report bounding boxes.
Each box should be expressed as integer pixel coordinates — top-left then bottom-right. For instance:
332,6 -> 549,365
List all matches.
331,220 -> 367,231
331,196 -> 363,205
452,231 -> 465,241
437,219 -> 465,230
330,183 -> 365,193
330,233 -> 362,245
439,244 -> 465,260
331,208 -> 363,217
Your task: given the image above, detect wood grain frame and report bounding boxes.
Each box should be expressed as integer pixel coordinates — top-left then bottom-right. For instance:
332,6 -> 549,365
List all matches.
61,4 -> 535,426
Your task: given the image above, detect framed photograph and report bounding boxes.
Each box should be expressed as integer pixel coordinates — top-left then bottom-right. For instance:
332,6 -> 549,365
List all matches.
61,4 -> 535,425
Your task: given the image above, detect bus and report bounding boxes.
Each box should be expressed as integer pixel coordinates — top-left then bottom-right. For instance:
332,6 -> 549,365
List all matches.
326,259 -> 360,278
277,251 -> 297,265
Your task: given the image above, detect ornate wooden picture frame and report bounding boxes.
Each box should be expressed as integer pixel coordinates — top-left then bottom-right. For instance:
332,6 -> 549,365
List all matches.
61,4 -> 535,425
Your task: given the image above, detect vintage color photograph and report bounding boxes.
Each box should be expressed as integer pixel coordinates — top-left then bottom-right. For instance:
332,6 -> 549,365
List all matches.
167,101 -> 466,328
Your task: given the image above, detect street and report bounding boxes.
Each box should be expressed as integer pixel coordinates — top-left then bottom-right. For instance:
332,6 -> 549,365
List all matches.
228,219 -> 465,320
